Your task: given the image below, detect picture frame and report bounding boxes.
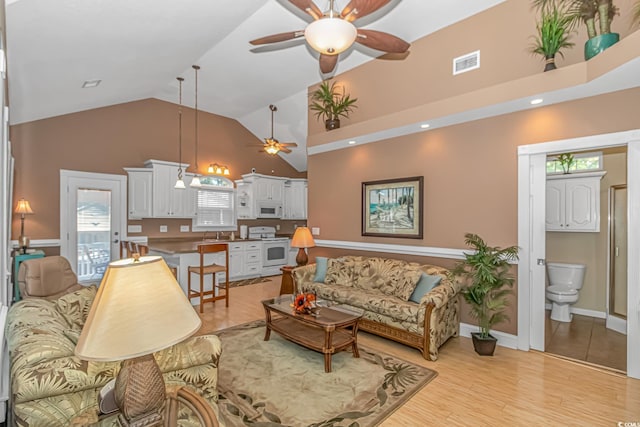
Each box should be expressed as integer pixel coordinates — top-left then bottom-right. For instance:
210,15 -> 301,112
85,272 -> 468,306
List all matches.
362,176 -> 423,239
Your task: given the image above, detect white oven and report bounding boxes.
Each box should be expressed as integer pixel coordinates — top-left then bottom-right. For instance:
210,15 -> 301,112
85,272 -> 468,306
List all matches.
248,226 -> 289,276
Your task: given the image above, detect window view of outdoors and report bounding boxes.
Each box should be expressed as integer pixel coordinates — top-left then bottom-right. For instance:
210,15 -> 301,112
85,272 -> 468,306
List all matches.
77,189 -> 111,282
546,153 -> 601,174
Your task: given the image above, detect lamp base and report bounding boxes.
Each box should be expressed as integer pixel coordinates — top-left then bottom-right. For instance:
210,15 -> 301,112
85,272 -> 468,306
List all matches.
18,235 -> 29,254
115,354 -> 166,427
295,248 -> 308,266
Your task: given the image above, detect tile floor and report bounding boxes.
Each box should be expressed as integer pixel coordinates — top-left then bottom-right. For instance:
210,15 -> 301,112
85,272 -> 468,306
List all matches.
545,310 -> 627,372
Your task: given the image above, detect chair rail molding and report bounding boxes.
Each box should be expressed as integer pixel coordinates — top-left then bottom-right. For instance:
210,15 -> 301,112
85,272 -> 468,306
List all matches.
316,239 -> 469,260
10,239 -> 61,248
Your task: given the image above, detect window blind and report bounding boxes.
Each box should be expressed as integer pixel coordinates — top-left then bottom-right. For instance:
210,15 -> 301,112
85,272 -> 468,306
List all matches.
194,188 -> 235,227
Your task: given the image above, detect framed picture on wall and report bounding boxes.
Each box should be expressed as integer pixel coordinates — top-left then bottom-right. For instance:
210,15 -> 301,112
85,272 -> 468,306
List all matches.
362,176 -> 423,239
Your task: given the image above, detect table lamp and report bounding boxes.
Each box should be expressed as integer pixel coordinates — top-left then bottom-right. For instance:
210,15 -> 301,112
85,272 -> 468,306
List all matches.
75,256 -> 202,426
291,227 -> 316,266
15,198 -> 34,254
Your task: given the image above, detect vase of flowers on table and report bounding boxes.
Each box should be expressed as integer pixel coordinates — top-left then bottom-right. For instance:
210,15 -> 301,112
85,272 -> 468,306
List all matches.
292,292 -> 317,314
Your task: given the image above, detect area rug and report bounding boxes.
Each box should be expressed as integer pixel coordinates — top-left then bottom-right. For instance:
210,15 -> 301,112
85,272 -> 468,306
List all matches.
228,277 -> 272,288
215,320 -> 437,427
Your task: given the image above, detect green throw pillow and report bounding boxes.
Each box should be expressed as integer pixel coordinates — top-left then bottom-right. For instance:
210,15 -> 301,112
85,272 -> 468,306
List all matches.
313,257 -> 328,282
409,273 -> 442,303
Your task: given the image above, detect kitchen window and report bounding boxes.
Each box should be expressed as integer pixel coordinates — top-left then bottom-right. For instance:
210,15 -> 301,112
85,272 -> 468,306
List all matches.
192,178 -> 236,231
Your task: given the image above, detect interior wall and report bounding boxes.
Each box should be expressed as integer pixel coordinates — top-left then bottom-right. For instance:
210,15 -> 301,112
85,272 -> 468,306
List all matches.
306,88 -> 640,335
10,98 -> 306,242
307,0 -> 638,135
546,151 -> 627,313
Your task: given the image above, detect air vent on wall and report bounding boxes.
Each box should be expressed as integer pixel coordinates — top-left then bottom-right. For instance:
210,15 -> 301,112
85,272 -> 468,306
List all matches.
453,50 -> 480,75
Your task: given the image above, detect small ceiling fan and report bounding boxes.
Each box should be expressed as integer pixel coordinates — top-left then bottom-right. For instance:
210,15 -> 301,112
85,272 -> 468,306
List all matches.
250,0 -> 410,74
262,104 -> 298,155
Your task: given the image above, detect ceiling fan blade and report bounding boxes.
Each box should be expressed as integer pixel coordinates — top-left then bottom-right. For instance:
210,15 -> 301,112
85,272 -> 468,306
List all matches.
319,54 -> 339,74
289,0 -> 323,20
280,142 -> 298,147
250,31 -> 305,46
280,146 -> 292,153
341,0 -> 391,22
356,29 -> 410,53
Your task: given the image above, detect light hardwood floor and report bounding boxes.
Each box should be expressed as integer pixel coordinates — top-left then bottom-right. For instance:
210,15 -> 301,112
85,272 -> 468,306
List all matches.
196,278 -> 640,426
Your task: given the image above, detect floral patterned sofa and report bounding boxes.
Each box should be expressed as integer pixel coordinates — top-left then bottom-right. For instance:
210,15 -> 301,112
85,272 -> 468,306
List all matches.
6,285 -> 222,427
293,256 -> 462,361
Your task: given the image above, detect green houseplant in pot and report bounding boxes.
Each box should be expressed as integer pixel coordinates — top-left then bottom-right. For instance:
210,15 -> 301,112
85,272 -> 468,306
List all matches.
532,0 -> 619,60
530,1 -> 575,71
309,80 -> 358,131
454,233 -> 519,356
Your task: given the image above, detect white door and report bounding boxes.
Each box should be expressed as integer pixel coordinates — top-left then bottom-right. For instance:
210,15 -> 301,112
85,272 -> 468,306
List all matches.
60,170 -> 126,283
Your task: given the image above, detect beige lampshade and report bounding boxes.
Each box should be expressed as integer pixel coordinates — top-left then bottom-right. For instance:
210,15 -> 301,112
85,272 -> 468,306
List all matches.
75,256 -> 201,362
15,199 -> 34,215
291,227 -> 315,248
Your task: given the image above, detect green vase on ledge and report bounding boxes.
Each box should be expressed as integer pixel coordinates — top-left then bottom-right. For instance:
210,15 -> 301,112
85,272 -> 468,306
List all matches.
584,33 -> 619,60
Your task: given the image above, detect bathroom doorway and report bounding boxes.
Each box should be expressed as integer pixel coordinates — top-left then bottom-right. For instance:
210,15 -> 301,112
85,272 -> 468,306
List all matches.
517,129 -> 640,379
543,148 -> 627,372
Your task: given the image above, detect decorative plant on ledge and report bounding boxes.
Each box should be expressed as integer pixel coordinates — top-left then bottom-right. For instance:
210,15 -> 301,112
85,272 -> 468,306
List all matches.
530,1 -> 575,71
453,233 -> 519,356
309,80 -> 358,131
558,152 -> 575,173
532,0 -> 620,60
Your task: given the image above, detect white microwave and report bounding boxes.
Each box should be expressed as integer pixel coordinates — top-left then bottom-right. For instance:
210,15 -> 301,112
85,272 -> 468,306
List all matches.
257,201 -> 282,218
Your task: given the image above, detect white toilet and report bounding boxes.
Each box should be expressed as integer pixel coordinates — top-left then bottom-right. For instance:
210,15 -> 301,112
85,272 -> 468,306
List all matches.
546,262 -> 586,322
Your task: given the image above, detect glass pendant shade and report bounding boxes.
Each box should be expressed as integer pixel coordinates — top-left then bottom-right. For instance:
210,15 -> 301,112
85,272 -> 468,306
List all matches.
190,175 -> 202,188
305,18 -> 357,55
174,178 -> 185,189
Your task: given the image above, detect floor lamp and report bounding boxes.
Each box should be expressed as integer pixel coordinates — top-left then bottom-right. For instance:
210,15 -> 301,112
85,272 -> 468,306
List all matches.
75,256 -> 201,426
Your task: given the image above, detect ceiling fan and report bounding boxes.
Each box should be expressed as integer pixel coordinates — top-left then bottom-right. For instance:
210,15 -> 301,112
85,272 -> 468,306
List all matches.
250,0 -> 410,74
262,104 -> 298,155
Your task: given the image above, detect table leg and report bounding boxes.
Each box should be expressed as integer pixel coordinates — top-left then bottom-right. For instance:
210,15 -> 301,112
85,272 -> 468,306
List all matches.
351,321 -> 360,358
263,308 -> 272,341
324,327 -> 335,373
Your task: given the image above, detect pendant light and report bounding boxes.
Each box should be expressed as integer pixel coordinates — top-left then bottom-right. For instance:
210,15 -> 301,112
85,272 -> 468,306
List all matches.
174,77 -> 186,190
190,65 -> 202,188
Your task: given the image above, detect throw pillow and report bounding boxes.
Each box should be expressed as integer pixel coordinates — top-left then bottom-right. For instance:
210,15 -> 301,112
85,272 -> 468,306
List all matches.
56,285 -> 98,330
313,257 -> 329,282
409,273 -> 442,303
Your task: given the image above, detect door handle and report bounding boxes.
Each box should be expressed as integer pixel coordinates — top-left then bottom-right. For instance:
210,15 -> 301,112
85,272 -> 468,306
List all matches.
113,239 -> 119,244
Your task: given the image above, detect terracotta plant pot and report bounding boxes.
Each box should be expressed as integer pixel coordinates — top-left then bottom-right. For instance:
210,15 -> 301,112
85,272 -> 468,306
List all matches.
325,119 -> 340,131
471,332 -> 497,356
584,33 -> 619,61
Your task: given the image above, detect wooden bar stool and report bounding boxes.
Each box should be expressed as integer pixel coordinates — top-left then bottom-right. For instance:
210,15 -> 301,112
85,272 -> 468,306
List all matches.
187,243 -> 229,313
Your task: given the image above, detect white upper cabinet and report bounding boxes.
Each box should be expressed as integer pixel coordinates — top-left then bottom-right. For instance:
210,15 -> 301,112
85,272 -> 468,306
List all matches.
546,172 -> 606,232
283,179 -> 307,220
254,176 -> 285,203
124,168 -> 152,219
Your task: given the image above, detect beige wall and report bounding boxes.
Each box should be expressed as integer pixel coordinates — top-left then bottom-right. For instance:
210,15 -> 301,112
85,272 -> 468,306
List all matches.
307,0 -> 638,135
10,98 -> 306,242
306,88 -> 640,335
546,151 -> 627,313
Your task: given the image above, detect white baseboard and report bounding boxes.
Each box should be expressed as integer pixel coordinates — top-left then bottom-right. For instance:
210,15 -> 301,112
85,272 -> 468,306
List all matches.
606,315 -> 627,335
544,303 -> 605,319
459,322 -> 519,350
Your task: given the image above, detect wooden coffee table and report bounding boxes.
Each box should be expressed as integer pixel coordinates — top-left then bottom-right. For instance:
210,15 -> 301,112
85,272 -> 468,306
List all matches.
262,295 -> 362,373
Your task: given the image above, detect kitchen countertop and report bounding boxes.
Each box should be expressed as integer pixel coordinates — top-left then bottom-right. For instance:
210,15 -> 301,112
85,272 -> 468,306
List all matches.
147,238 -> 262,255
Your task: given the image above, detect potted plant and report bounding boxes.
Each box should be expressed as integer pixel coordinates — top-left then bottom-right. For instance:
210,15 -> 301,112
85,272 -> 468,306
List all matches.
557,152 -> 575,173
532,0 -> 619,60
453,233 -> 519,356
309,80 -> 358,131
530,1 -> 575,71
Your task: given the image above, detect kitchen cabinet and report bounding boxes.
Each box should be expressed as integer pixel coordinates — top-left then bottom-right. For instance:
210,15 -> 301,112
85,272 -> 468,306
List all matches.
227,241 -> 262,280
283,179 -> 307,220
546,171 -> 605,232
144,160 -> 196,218
124,168 -> 152,219
235,181 -> 255,219
252,175 -> 285,203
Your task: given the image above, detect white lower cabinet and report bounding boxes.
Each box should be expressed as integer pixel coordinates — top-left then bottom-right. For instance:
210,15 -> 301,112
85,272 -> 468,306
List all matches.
228,241 -> 262,280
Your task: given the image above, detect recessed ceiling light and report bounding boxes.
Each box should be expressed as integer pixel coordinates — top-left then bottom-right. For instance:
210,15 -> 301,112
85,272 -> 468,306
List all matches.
348,140 -> 356,145
420,123 -> 430,129
530,98 -> 543,105
82,79 -> 102,88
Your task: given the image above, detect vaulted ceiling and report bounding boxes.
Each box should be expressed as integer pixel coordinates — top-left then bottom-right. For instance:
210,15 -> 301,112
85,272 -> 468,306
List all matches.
5,0 -> 505,171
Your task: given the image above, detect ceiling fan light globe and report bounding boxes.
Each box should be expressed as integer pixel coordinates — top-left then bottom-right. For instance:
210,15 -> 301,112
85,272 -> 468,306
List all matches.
305,18 -> 357,55
265,145 -> 280,155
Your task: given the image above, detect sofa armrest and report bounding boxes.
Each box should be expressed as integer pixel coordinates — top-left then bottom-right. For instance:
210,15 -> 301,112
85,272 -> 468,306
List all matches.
419,274 -> 461,309
292,264 -> 317,292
